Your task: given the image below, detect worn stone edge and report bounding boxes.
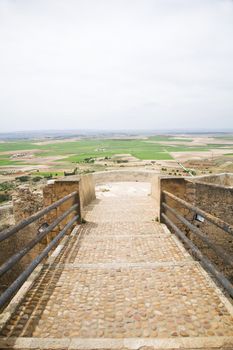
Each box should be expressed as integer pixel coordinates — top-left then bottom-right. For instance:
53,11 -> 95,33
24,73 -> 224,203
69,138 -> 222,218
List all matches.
160,224 -> 193,260
0,264 -> 43,332
47,225 -> 81,264
49,261 -> 197,270
0,336 -> 233,349
78,233 -> 172,238
196,264 -> 233,316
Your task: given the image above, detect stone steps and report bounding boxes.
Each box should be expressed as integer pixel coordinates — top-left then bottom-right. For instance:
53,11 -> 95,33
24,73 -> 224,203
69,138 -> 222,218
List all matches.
1,191 -> 233,349
2,264 -> 233,340
56,232 -> 191,265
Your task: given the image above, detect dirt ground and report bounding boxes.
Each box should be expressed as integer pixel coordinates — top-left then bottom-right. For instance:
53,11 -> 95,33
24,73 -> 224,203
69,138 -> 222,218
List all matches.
171,149 -> 233,162
96,182 -> 151,198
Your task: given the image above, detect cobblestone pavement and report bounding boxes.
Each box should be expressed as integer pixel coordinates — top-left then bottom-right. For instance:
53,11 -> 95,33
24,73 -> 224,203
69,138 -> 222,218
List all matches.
1,182 -> 233,349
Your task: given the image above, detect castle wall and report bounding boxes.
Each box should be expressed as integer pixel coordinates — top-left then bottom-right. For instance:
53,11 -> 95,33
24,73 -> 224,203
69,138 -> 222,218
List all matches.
0,187 -> 43,293
0,174 -> 96,293
159,173 -> 233,281
0,204 -> 14,232
93,170 -> 158,184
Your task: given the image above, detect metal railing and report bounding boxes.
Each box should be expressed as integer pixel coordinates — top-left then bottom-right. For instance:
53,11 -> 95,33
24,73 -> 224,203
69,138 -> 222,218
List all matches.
161,190 -> 233,298
0,191 -> 79,309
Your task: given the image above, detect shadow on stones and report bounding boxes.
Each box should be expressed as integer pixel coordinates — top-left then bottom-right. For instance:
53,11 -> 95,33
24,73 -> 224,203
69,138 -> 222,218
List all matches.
0,225 -> 87,338
0,263 -> 64,337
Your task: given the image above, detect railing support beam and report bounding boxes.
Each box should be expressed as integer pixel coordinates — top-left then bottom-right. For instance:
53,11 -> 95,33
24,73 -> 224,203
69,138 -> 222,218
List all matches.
162,202 -> 233,267
0,191 -> 78,242
0,215 -> 79,310
0,204 -> 79,277
163,190 -> 233,236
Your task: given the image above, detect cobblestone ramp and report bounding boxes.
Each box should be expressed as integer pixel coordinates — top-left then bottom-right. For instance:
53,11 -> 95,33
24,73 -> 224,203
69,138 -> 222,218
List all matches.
1,183 -> 233,349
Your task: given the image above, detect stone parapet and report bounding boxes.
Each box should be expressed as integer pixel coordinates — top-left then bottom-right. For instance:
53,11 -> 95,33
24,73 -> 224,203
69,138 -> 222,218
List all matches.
93,170 -> 158,184
43,180 -> 81,243
0,204 -> 14,232
0,186 -> 43,293
158,173 -> 233,281
0,174 -> 96,293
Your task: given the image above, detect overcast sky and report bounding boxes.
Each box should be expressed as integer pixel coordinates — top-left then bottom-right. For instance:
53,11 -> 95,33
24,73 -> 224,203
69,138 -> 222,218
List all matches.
0,0 -> 233,132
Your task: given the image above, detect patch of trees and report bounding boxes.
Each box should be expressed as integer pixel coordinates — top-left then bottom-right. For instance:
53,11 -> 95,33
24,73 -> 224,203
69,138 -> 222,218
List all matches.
64,168 -> 78,176
116,160 -> 129,163
83,157 -> 95,163
16,175 -> 30,182
0,193 -> 11,203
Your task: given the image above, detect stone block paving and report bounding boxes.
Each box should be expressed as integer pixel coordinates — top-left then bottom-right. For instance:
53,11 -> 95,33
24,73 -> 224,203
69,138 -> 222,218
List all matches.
2,265 -> 233,339
56,221 -> 181,265
76,222 -> 167,236
1,184 -> 233,349
83,197 -> 156,223
58,234 -> 189,264
83,210 -> 156,223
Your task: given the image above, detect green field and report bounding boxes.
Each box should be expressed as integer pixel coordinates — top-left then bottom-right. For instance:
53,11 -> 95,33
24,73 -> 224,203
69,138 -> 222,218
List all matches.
0,136 -> 233,166
0,142 -> 38,152
215,135 -> 233,141
0,139 -> 174,161
0,154 -> 27,166
0,159 -> 22,166
50,139 -> 174,161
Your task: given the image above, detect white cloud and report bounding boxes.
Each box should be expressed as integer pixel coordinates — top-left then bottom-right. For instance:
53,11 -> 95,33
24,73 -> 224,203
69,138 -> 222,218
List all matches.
0,0 -> 233,131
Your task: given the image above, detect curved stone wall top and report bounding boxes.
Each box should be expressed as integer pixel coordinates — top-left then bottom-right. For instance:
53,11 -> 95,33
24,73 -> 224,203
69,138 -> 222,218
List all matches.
93,170 -> 159,184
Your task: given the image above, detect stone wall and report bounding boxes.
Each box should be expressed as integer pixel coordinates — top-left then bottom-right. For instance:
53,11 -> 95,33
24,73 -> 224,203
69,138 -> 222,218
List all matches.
0,204 -> 14,231
192,173 -> 233,187
79,174 -> 96,210
0,174 -> 96,293
93,170 -> 158,184
42,174 -> 95,240
0,186 -> 43,293
159,173 -> 233,281
159,177 -> 189,226
43,179 -> 81,243
187,179 -> 233,281
150,175 -> 160,216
